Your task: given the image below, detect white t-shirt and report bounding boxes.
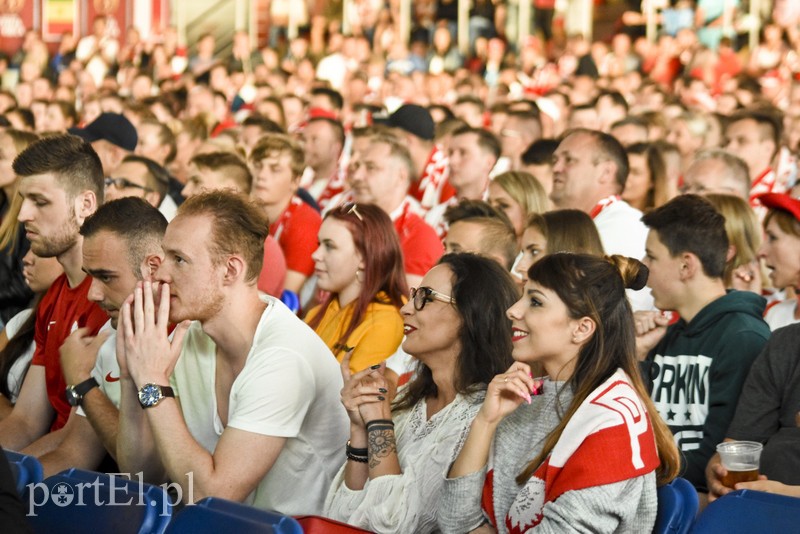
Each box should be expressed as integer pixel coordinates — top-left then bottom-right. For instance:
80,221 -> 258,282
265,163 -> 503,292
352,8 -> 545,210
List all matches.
76,320 -> 119,417
594,199 -> 654,311
2,309 -> 34,403
765,299 -> 799,332
170,295 -> 349,515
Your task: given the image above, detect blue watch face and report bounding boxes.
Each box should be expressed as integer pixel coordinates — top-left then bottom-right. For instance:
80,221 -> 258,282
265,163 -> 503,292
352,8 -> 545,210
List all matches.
139,384 -> 161,406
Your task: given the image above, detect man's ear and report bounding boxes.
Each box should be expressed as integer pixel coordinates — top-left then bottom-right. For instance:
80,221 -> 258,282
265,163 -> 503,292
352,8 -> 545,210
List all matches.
144,191 -> 162,209
141,254 -> 163,281
75,190 -> 98,225
726,244 -> 737,263
597,160 -> 617,188
679,252 -> 700,281
222,254 -> 247,285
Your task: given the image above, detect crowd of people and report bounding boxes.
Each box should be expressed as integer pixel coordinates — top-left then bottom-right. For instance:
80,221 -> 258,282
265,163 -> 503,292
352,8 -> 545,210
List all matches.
1,1 -> 800,531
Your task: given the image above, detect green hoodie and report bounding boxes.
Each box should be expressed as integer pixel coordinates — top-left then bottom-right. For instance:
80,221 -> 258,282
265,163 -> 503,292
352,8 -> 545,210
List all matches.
641,290 -> 770,491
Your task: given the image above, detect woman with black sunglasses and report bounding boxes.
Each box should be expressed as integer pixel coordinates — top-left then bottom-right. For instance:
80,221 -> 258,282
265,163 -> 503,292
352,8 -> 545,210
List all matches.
324,253 -> 518,533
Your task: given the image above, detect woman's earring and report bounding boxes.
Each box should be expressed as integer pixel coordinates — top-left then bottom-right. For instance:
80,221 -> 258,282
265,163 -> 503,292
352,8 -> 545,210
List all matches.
356,269 -> 364,283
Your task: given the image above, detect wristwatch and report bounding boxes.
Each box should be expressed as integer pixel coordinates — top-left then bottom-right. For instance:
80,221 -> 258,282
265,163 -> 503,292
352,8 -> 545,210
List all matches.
65,377 -> 99,407
137,383 -> 175,409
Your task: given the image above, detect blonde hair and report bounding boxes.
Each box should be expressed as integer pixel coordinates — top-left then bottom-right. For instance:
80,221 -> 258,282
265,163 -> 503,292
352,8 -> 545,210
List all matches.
0,129 -> 40,252
705,194 -> 762,287
250,133 -> 305,178
492,171 -> 549,217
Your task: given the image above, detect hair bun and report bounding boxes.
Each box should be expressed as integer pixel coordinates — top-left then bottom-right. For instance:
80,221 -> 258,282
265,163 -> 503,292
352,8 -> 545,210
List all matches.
606,255 -> 649,291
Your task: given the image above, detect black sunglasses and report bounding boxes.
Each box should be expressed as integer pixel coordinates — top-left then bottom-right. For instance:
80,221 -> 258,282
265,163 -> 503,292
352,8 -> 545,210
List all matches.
410,286 -> 455,311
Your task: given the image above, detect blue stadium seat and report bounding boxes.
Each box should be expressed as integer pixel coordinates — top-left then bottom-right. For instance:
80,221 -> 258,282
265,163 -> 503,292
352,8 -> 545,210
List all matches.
166,496 -> 302,534
26,469 -> 171,534
654,477 -> 698,534
4,450 -> 43,496
692,489 -> 800,533
279,290 -> 300,313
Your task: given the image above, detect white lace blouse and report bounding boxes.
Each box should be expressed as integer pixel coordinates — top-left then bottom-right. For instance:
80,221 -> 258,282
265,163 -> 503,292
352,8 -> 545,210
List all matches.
324,389 -> 485,533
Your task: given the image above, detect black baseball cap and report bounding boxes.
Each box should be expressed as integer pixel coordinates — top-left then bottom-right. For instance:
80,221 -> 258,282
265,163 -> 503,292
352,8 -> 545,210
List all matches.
68,112 -> 138,152
374,104 -> 435,141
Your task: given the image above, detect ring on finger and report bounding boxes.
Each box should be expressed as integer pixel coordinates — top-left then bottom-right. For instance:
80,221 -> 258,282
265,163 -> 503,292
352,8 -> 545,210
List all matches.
504,377 -> 508,383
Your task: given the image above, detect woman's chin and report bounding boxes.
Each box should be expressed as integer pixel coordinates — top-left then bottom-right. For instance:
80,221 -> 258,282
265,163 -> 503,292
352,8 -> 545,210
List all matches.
510,347 -> 535,363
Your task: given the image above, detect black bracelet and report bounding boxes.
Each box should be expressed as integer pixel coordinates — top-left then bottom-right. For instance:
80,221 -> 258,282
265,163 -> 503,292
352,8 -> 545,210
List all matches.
365,419 -> 394,430
346,440 -> 368,457
346,450 -> 368,463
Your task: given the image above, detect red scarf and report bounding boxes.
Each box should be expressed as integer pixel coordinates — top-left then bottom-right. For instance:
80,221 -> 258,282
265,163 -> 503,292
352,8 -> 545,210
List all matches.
505,370 -> 660,533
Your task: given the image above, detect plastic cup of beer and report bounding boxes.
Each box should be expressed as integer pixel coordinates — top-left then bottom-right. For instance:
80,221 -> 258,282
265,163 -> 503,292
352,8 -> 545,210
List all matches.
716,441 -> 763,488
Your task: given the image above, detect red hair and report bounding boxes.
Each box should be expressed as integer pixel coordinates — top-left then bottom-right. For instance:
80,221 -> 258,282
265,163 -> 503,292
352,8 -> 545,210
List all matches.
307,203 -> 408,354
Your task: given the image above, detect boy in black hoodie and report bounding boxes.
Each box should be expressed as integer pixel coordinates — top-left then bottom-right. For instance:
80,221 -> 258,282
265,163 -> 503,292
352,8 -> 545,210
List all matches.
635,195 -> 770,493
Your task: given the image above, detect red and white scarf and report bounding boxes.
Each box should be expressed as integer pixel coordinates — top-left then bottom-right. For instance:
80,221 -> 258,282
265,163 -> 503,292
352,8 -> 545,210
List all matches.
589,195 -> 621,220
505,369 -> 660,533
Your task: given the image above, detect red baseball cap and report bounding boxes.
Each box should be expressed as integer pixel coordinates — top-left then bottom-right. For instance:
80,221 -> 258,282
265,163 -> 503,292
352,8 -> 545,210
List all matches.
758,193 -> 800,221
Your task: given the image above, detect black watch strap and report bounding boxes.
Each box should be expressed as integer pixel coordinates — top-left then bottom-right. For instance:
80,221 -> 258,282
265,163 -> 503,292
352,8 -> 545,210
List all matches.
74,376 -> 99,397
161,386 -> 175,398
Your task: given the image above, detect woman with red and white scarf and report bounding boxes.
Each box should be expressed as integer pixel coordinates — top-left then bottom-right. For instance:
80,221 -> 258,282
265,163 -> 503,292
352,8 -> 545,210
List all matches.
439,253 -> 680,534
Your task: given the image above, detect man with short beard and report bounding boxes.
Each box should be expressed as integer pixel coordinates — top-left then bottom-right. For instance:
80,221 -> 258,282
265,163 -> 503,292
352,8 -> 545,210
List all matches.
0,135 -> 107,454
116,191 -> 348,514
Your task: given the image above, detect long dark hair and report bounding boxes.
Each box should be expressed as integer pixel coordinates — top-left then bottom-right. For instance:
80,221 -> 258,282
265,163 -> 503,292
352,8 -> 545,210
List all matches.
393,253 -> 518,411
307,203 -> 408,356
516,253 -> 680,486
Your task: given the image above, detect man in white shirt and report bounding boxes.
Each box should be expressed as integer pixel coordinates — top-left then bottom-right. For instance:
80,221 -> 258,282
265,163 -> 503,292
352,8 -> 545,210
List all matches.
551,128 -> 652,310
116,191 -> 348,515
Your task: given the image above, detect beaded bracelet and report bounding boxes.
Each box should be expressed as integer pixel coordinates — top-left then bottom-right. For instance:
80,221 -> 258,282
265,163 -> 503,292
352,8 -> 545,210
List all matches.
346,450 -> 368,463
345,440 -> 368,462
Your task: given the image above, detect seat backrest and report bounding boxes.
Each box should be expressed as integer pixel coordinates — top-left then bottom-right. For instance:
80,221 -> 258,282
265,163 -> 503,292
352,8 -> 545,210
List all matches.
294,515 -> 374,533
654,477 -> 698,534
4,450 -> 43,496
692,489 -> 800,533
26,470 -> 171,534
196,497 -> 302,534
166,497 -> 301,534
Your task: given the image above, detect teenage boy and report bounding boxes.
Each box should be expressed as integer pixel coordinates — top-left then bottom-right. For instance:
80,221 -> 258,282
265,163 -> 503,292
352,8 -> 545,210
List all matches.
636,194 -> 770,492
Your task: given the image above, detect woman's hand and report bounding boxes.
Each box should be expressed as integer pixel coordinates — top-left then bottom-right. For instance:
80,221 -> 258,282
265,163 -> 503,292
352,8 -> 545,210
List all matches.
731,261 -> 762,294
476,362 -> 541,427
340,351 -> 388,428
358,371 -> 392,423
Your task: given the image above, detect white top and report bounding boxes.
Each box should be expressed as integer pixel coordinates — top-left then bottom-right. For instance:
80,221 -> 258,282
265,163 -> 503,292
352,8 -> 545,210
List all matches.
593,199 -> 654,311
324,390 -> 485,533
76,320 -> 119,417
3,309 -> 34,404
158,195 -> 178,222
171,295 -> 349,515
765,299 -> 799,331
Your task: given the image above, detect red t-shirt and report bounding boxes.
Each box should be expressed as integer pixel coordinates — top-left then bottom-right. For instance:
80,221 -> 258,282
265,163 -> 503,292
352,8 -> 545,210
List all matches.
258,235 -> 287,297
269,196 -> 322,277
393,204 -> 443,277
33,274 -> 108,431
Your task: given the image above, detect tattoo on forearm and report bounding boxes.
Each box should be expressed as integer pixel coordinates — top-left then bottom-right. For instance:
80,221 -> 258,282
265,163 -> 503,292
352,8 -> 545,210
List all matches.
367,426 -> 397,469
